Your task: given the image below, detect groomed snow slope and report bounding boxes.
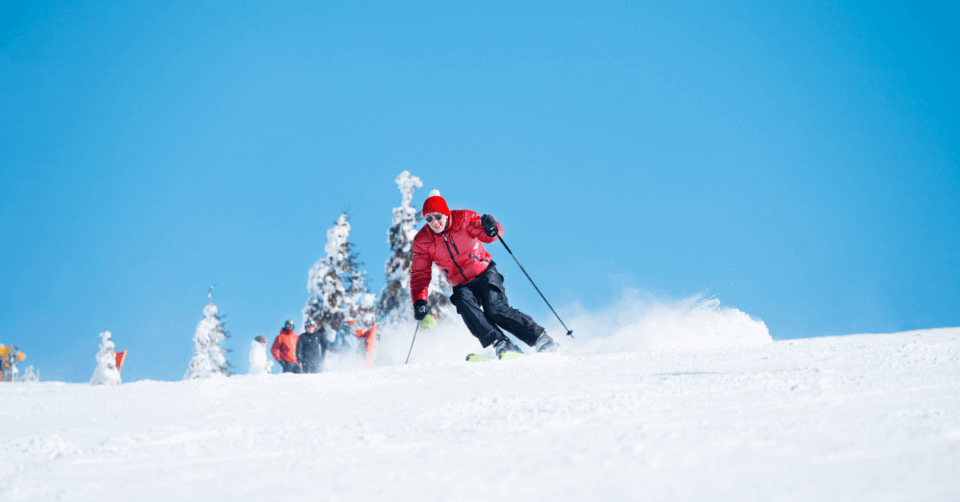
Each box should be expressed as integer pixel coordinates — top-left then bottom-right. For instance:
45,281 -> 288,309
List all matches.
3,328 -> 959,501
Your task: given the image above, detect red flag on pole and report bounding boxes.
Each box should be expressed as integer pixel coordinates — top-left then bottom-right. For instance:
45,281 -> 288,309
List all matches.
114,350 -> 127,373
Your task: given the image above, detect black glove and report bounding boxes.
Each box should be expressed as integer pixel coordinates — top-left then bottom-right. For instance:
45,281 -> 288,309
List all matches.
481,214 -> 499,237
413,299 -> 429,321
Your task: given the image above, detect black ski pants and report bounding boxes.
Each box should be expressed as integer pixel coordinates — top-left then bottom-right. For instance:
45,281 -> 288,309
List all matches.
280,361 -> 302,374
450,262 -> 545,348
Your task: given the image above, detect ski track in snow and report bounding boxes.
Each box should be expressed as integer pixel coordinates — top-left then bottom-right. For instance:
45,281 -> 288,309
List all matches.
2,328 -> 959,501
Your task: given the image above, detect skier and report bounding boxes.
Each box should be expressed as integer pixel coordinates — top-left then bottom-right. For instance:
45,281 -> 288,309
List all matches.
248,336 -> 272,375
355,323 -> 378,369
270,320 -> 301,373
296,319 -> 327,374
328,320 -> 352,354
1,344 -> 26,382
410,191 -> 559,359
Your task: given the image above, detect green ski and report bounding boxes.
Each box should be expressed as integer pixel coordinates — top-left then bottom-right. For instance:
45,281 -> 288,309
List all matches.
465,351 -> 525,362
466,353 -> 494,362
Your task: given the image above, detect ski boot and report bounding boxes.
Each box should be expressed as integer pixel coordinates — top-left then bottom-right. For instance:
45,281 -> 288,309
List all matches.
534,332 -> 559,353
493,338 -> 523,360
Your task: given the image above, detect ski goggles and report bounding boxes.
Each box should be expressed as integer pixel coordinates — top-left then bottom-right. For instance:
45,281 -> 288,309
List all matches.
424,214 -> 445,222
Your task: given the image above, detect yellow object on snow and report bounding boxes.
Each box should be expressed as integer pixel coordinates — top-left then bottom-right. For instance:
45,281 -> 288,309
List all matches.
419,314 -> 437,330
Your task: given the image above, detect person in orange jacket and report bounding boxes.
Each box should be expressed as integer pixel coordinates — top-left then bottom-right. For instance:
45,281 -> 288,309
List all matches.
271,320 -> 301,373
1,344 -> 26,382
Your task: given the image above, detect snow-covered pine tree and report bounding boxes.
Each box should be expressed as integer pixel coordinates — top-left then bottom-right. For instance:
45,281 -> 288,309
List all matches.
21,365 -> 39,382
303,213 -> 376,340
90,330 -> 121,386
377,171 -> 422,323
183,290 -> 231,379
377,174 -> 453,324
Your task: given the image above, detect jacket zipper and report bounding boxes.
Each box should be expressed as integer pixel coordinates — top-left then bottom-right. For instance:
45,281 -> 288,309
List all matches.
443,235 -> 469,283
469,253 -> 490,264
448,233 -> 460,254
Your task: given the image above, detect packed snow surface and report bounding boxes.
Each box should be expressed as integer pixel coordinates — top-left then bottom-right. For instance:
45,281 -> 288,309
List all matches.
3,327 -> 959,501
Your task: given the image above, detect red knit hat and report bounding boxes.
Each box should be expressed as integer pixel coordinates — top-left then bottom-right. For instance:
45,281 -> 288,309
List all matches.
422,190 -> 450,217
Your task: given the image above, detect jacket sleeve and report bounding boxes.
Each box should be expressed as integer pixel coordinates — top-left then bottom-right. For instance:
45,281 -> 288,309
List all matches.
410,234 -> 434,304
295,336 -> 303,363
270,337 -> 282,361
464,210 -> 502,244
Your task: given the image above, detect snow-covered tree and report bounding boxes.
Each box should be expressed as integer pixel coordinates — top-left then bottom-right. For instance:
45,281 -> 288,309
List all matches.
20,365 -> 39,382
90,330 -> 121,386
303,213 -> 377,340
377,173 -> 453,325
377,171 -> 423,323
184,291 -> 231,380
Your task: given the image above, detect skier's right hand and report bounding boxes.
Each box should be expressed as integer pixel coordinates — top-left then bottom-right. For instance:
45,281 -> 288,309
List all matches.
413,299 -> 429,321
481,214 -> 499,237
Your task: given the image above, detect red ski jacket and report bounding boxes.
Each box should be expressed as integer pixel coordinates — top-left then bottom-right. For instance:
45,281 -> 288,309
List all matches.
410,209 -> 503,303
271,330 -> 299,363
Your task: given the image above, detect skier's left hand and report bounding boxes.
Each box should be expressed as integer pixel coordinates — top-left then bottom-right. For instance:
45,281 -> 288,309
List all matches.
481,214 -> 499,237
413,299 -> 429,321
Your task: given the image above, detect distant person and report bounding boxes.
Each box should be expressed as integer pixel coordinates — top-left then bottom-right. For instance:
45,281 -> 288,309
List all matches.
296,319 -> 327,374
410,191 -> 559,359
248,336 -> 272,375
329,320 -> 354,354
1,344 -> 26,382
271,320 -> 301,373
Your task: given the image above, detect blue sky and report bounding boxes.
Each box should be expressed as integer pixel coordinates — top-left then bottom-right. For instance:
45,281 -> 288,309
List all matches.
2,0 -> 957,383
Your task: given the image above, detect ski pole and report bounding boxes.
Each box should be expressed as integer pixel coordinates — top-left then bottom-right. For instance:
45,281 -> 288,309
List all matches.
404,323 -> 420,364
497,235 -> 574,338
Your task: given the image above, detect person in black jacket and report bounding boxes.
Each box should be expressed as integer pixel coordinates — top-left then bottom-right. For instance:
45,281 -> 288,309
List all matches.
296,319 -> 327,373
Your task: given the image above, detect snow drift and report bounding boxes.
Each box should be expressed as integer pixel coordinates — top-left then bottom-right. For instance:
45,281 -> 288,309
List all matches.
565,290 -> 771,354
372,289 -> 770,366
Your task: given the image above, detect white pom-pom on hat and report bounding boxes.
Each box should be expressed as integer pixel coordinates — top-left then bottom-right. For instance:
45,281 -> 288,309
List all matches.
422,189 -> 450,216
